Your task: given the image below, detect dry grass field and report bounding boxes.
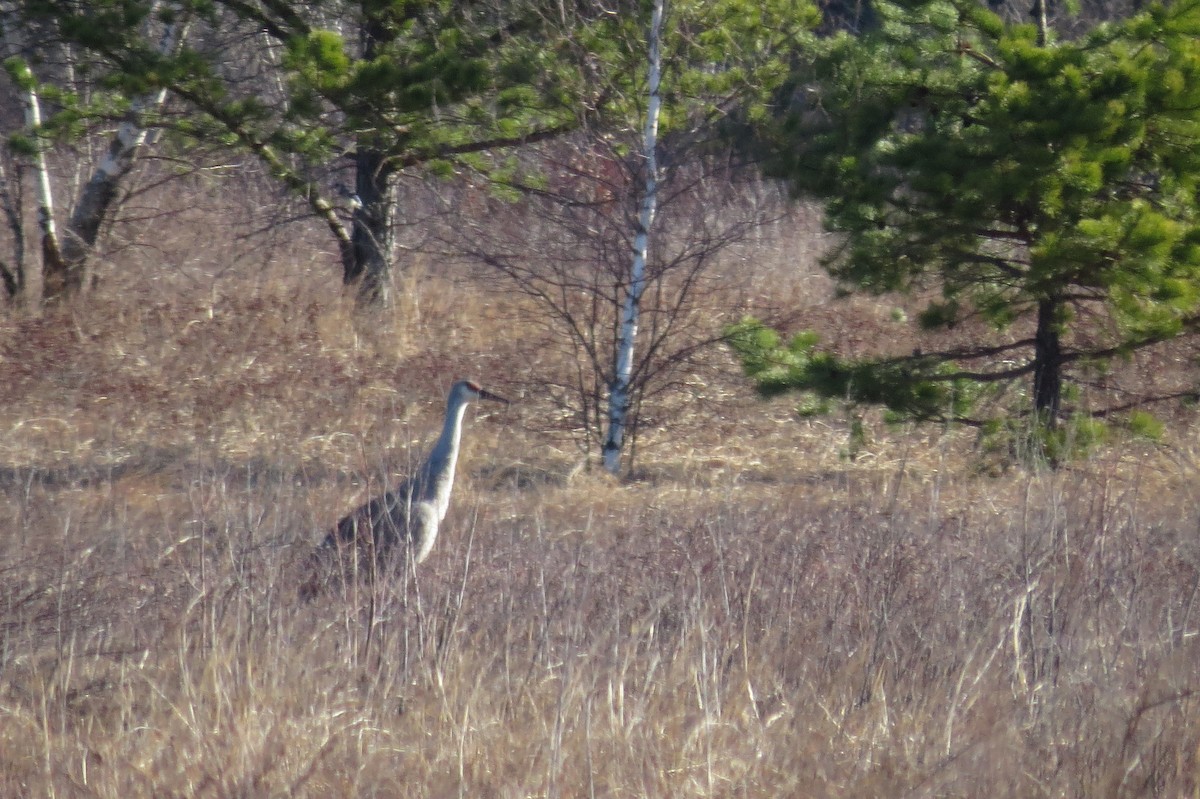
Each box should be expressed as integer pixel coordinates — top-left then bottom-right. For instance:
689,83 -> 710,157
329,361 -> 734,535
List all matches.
1,195 -> 1199,798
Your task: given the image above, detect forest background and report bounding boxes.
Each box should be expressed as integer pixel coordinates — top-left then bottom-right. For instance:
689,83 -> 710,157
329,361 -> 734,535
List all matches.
1,0 -> 1199,796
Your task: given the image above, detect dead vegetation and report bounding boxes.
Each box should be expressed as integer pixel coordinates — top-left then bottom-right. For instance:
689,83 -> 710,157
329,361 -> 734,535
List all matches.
1,193 -> 1198,798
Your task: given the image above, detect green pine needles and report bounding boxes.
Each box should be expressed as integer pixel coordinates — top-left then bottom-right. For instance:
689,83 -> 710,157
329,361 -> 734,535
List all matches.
731,0 -> 1200,459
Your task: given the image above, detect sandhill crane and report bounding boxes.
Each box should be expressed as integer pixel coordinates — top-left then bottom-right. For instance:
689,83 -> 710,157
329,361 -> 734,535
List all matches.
301,379 -> 508,597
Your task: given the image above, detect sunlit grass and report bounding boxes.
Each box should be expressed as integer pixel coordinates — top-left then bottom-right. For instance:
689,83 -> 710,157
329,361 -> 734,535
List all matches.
1,202 -> 1198,797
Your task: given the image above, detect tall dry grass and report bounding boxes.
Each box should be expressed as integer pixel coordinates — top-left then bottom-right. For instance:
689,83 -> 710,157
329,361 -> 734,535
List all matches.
1,197 -> 1198,798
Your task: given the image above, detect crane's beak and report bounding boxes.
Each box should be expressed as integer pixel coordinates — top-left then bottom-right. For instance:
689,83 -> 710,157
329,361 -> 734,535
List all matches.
478,387 -> 509,404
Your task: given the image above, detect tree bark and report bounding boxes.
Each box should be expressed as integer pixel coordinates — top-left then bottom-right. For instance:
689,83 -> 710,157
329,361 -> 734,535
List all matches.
0,155 -> 26,299
1028,0 -> 1057,427
19,74 -> 68,300
1032,0 -> 1049,46
1032,296 -> 1062,426
345,146 -> 394,306
55,107 -> 159,296
602,0 -> 663,474
49,10 -> 183,300
340,5 -> 396,307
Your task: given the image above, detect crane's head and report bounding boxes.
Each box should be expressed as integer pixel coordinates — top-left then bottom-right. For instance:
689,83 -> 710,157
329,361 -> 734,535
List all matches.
454,379 -> 509,406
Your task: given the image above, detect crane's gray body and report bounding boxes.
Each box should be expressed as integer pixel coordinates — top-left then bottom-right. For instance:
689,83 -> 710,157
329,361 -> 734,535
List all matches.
314,379 -> 506,578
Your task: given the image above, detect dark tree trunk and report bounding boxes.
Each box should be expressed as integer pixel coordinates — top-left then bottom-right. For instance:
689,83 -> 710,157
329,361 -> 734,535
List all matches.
344,147 -> 394,306
43,17 -> 181,302
1032,296 -> 1062,426
40,214 -> 68,299
0,157 -> 26,299
341,5 -> 395,307
65,172 -> 119,258
54,165 -> 121,297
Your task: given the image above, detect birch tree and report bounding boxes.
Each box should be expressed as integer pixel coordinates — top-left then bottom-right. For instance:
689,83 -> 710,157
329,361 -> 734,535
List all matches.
602,0 -> 663,475
19,0 -> 588,306
454,0 -> 815,469
49,9 -> 186,300
5,56 -> 65,299
1,2 -> 186,302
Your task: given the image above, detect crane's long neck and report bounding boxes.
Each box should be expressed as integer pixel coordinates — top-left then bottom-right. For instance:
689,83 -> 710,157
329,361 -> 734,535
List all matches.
423,394 -> 469,520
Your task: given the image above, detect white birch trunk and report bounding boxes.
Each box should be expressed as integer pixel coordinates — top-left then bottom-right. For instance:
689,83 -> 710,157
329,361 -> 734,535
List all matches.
15,60 -> 67,297
602,0 -> 663,474
54,11 -> 185,296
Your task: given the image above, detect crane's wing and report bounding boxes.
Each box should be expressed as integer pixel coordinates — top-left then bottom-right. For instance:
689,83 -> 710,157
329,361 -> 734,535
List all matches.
321,477 -> 420,552
300,471 -> 431,600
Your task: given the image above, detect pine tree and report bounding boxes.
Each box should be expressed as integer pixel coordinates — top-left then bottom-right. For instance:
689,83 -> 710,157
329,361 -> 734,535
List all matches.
732,0 -> 1200,453
20,0 -> 586,305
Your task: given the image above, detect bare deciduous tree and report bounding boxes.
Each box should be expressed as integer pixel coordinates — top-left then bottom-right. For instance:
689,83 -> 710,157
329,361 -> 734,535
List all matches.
446,135 -> 786,469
